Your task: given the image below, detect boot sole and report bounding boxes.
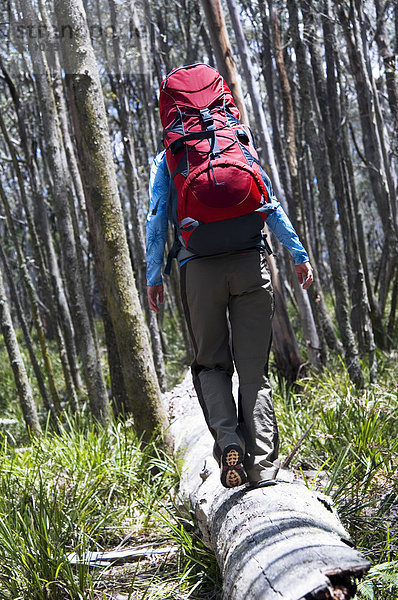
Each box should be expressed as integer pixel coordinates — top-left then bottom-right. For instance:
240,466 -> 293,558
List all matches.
221,444 -> 247,488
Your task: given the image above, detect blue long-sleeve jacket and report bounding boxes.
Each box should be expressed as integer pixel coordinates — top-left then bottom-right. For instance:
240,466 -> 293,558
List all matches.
146,151 -> 309,286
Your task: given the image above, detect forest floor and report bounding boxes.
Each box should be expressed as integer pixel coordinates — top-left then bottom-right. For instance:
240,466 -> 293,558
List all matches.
0,355 -> 396,599
91,359 -> 398,600
92,371 -> 222,600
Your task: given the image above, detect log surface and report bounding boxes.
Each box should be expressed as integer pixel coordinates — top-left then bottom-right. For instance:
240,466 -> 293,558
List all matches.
165,372 -> 370,600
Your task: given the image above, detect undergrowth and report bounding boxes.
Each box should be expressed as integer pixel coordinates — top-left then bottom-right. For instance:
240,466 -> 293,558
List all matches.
273,351 -> 398,600
0,326 -> 396,598
0,418 -> 220,599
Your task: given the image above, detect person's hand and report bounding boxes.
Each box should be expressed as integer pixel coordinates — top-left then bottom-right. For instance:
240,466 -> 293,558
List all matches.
295,262 -> 313,290
147,284 -> 164,313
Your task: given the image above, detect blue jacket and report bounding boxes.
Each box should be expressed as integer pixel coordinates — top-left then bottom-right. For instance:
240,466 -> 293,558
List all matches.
146,151 -> 309,286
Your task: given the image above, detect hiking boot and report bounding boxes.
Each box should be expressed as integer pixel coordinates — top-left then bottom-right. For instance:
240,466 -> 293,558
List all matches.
220,444 -> 247,488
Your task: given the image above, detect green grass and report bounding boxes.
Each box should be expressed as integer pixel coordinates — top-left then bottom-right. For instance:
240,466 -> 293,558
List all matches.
1,321 -> 397,598
0,419 -> 220,599
273,351 -> 398,599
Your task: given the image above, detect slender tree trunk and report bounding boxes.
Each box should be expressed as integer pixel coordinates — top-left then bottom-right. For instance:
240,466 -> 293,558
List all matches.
374,0 -> 398,150
270,2 -> 334,367
302,0 -> 376,379
0,59 -> 82,396
20,0 -> 111,424
0,108 -> 79,405
0,178 -> 63,413
336,1 -> 398,316
0,264 -> 41,435
0,244 -> 58,422
194,2 -> 215,65
54,0 -> 172,447
128,0 -> 158,154
287,0 -> 364,388
199,0 -> 249,124
257,0 -> 292,204
226,0 -> 285,202
108,0 -> 167,392
387,268 -> 398,348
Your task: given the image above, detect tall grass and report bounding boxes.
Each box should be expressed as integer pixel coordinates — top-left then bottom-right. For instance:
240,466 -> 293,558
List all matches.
0,326 -> 396,598
273,352 -> 398,599
0,418 -> 219,599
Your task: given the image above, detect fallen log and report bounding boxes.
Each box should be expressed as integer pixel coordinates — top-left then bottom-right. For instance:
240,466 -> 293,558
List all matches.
165,373 -> 370,600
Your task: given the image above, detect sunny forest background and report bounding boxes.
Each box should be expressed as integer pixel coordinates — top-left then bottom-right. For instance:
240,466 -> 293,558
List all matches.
0,0 -> 397,599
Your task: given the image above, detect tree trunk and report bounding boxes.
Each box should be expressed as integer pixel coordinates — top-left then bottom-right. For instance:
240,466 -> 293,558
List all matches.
336,1 -> 398,316
257,0 -> 292,205
319,0 -> 377,378
226,0 -> 285,202
128,0 -> 158,154
199,0 -> 249,124
0,264 -> 41,435
287,0 -> 364,388
267,252 -> 303,383
0,58 -> 83,397
269,2 -> 329,369
302,0 -> 376,379
54,0 -> 172,448
374,0 -> 398,149
0,178 -> 62,415
0,107 -> 79,409
0,244 -> 57,422
108,0 -> 167,392
20,0 -> 111,424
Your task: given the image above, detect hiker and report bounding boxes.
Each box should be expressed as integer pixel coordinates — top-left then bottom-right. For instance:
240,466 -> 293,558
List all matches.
146,64 -> 313,489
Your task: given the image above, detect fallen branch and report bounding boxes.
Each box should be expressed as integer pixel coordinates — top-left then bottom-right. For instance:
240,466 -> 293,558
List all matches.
68,545 -> 176,567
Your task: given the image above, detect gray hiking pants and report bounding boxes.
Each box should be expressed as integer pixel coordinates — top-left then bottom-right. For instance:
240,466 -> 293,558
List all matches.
180,249 -> 279,482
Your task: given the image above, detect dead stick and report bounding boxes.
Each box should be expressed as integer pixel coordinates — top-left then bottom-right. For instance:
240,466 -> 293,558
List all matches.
281,421 -> 315,469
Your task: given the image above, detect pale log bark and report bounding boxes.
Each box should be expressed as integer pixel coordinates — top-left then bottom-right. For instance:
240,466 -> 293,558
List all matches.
167,374 -> 370,600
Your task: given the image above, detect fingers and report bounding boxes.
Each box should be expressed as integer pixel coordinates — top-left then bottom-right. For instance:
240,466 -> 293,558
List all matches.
295,262 -> 314,290
148,295 -> 159,313
147,285 -> 164,313
302,268 -> 313,290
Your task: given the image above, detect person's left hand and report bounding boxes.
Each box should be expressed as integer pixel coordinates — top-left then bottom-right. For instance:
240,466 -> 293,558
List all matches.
147,284 -> 164,313
295,262 -> 314,290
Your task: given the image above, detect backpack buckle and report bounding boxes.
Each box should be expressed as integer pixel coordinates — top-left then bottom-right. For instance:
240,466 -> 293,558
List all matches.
200,108 -> 215,130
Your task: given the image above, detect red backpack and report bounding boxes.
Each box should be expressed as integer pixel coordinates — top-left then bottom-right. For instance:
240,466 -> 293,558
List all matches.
159,63 -> 272,256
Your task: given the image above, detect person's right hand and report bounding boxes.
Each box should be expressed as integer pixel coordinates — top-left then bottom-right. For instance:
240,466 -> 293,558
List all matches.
147,284 -> 164,313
